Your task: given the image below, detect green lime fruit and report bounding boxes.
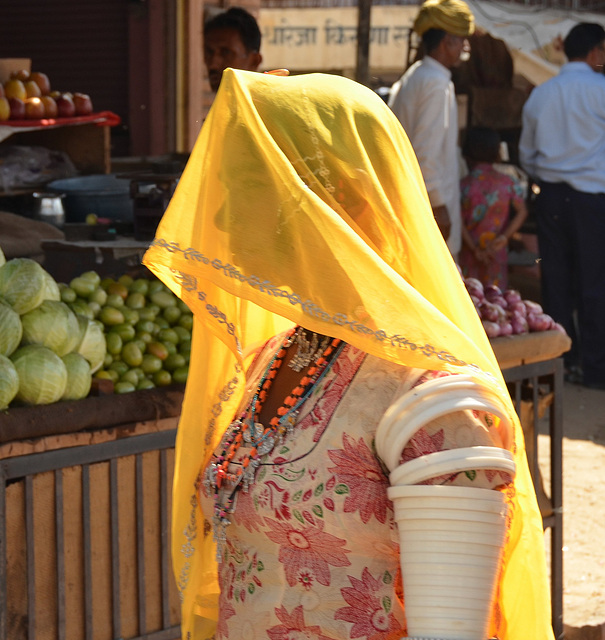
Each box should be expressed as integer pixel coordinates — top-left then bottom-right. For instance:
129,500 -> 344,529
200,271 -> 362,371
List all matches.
100,277 -> 116,291
70,276 -> 97,298
108,360 -> 129,376
110,323 -> 136,342
137,378 -> 155,390
172,326 -> 191,343
158,328 -> 179,345
163,305 -> 182,325
138,307 -> 157,322
120,369 -> 140,386
129,279 -> 150,296
135,319 -> 156,335
179,341 -> 192,359
121,341 -> 143,367
172,366 -> 189,384
94,369 -> 117,382
177,300 -> 192,314
121,307 -> 140,325
141,353 -> 163,374
103,352 -> 113,368
99,306 -> 125,326
178,315 -> 193,331
105,332 -> 123,355
152,369 -> 172,387
88,287 -> 107,306
126,292 -> 146,310
80,271 -> 101,287
164,341 -> 177,355
114,381 -> 136,394
118,274 -> 134,288
147,280 -> 165,295
59,284 -> 77,304
164,353 -> 186,372
146,341 -> 169,361
135,330 -> 153,344
155,317 -> 170,330
150,290 -> 177,309
106,293 -> 125,309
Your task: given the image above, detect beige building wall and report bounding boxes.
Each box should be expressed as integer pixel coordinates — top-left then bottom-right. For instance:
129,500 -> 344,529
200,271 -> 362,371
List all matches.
178,3 -> 415,151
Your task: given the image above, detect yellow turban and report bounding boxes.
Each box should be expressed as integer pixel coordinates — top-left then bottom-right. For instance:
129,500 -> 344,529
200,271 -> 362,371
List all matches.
413,0 -> 475,37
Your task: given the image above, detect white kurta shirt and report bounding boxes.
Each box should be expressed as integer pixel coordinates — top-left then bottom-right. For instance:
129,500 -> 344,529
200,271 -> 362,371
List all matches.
388,57 -> 461,256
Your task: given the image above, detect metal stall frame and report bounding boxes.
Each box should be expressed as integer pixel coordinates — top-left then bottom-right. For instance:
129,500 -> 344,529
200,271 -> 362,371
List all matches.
0,429 -> 180,640
503,357 -> 564,640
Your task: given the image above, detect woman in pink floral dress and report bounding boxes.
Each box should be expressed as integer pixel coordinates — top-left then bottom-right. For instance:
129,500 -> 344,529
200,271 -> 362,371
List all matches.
459,128 -> 528,289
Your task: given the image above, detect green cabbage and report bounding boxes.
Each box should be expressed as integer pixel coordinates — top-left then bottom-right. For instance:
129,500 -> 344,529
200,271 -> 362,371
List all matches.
61,353 -> 92,401
0,258 -> 48,315
21,300 -> 80,356
11,345 -> 67,405
41,269 -> 61,302
0,299 -> 22,357
0,354 -> 19,409
75,315 -> 106,373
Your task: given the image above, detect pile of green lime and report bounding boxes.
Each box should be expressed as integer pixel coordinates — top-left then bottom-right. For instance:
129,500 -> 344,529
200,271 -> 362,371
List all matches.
61,272 -> 192,394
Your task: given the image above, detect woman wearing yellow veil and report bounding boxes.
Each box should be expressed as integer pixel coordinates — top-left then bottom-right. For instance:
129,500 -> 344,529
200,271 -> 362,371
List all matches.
143,69 -> 554,640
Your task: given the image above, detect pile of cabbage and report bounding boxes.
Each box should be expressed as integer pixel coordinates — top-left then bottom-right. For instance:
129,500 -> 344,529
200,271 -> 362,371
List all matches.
464,277 -> 566,339
0,253 -> 106,410
0,246 -> 192,411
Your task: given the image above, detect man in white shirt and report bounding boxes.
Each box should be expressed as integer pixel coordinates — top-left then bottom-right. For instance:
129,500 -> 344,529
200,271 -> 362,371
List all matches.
519,22 -> 605,389
388,0 -> 474,258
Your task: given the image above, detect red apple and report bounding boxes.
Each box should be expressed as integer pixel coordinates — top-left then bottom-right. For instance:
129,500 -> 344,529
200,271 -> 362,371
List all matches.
55,93 -> 75,117
73,92 -> 93,116
24,80 -> 42,98
0,97 -> 10,121
24,97 -> 45,119
40,95 -> 58,118
28,71 -> 51,96
8,97 -> 26,119
3,79 -> 27,101
10,69 -> 30,82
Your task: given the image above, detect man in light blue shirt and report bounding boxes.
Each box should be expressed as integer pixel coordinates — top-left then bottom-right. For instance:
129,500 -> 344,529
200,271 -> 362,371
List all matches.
519,22 -> 605,389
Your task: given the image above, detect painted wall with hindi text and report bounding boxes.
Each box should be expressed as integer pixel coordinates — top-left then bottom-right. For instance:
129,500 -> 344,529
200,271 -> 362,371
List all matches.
259,6 -> 418,75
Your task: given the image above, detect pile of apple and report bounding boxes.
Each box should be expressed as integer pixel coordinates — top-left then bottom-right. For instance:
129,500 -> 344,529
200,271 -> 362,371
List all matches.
0,69 -> 93,121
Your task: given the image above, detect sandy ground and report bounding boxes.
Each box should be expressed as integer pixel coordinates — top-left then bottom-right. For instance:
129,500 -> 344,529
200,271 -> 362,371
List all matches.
537,381 -> 605,637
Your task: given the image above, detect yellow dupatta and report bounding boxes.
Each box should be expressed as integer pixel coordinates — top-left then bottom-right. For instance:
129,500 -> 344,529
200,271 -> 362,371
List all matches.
142,69 -> 553,640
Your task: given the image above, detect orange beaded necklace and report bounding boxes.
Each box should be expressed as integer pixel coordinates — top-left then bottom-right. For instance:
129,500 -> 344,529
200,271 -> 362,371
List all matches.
204,326 -> 343,558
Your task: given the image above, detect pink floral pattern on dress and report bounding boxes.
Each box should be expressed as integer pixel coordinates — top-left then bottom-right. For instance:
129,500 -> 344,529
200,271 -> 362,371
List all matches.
234,478 -> 291,531
297,347 -> 366,442
264,517 -> 351,586
327,433 -> 390,524
267,605 -> 338,640
335,567 -> 403,640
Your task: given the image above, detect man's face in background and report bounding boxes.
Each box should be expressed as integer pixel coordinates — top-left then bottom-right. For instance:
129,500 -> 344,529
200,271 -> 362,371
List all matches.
204,27 -> 262,92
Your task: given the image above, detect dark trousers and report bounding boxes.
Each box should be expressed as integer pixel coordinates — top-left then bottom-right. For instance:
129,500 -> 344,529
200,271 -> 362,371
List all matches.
534,181 -> 605,385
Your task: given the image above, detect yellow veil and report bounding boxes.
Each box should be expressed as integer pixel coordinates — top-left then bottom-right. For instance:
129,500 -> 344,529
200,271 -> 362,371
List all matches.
143,69 -> 553,640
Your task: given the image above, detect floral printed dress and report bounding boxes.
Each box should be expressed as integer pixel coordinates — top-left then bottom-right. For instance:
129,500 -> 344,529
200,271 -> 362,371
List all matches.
458,163 -> 525,289
199,341 -> 509,640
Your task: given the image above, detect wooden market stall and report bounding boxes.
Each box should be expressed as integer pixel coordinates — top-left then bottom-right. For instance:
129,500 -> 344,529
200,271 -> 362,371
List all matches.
0,329 -> 570,640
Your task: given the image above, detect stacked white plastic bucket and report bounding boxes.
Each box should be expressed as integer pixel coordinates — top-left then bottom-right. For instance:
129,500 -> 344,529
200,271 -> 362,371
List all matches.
375,375 -> 516,640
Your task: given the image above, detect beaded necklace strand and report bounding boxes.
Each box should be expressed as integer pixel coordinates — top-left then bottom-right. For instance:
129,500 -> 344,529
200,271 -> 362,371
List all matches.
204,327 -> 343,559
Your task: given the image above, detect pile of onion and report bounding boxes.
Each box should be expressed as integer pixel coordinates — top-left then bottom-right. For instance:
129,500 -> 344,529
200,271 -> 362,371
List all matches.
464,278 -> 567,340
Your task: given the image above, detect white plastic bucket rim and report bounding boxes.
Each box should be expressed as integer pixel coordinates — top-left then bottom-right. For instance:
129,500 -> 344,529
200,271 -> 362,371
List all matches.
388,445 -> 515,486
